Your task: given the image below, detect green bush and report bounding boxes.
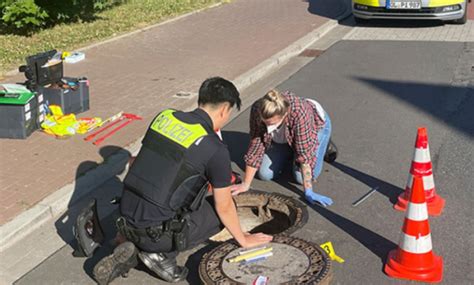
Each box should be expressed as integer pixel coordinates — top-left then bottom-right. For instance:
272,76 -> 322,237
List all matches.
1,0 -> 49,32
0,0 -> 125,34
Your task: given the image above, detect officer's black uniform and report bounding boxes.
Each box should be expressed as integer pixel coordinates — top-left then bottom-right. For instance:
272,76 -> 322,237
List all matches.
119,108 -> 231,258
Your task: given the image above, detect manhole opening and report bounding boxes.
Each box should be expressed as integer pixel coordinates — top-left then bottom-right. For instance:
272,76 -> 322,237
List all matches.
247,207 -> 296,234
210,190 -> 308,242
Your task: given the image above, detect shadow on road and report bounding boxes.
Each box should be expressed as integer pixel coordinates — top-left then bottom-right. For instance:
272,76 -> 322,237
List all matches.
330,161 -> 404,204
277,177 -> 397,263
222,130 -> 250,171
309,203 -> 397,263
184,242 -> 221,282
54,145 -> 130,253
355,77 -> 474,138
304,0 -> 352,23
343,16 -> 445,28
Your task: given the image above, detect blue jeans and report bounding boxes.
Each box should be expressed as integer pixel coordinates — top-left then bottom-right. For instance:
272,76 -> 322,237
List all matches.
258,113 -> 332,184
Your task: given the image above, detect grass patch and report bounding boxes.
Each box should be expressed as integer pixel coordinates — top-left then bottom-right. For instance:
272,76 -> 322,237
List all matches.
0,0 -> 224,77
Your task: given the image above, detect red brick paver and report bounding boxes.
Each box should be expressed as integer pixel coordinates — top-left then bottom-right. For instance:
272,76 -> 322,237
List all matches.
0,0 -> 328,225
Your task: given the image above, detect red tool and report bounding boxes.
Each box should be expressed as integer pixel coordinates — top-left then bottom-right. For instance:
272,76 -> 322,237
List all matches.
93,113 -> 142,146
84,116 -> 124,142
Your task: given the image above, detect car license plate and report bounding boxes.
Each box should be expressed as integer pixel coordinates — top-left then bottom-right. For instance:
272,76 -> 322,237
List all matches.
388,0 -> 421,9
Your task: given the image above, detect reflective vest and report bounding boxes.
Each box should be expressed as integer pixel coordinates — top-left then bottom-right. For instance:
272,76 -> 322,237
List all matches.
123,109 -> 211,212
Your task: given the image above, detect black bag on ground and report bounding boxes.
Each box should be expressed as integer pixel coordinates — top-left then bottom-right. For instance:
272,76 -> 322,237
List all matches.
73,199 -> 105,257
324,139 -> 338,163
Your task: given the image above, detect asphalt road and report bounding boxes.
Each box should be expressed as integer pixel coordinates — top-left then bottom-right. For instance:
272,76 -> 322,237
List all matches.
15,40 -> 474,284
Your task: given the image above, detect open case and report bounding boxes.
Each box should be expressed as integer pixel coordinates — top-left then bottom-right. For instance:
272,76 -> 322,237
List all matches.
20,50 -> 90,115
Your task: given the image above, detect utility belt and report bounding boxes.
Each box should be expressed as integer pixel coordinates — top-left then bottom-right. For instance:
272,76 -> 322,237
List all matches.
116,213 -> 190,251
117,179 -> 209,251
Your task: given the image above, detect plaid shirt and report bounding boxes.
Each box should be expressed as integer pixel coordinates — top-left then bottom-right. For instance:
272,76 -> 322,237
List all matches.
244,92 -> 325,171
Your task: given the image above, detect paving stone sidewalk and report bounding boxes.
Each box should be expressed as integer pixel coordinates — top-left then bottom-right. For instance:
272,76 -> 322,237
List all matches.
0,0 -> 330,225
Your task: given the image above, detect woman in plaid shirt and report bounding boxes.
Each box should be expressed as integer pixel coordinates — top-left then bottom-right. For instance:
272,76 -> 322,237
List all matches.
231,90 -> 336,206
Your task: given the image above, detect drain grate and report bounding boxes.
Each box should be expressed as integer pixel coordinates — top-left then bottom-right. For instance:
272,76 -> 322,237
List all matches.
299,49 -> 325,58
173,91 -> 197,99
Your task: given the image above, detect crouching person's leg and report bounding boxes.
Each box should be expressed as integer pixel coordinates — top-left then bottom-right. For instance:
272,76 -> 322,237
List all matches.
93,241 -> 138,285
139,197 -> 221,283
186,196 -> 223,248
136,230 -> 187,283
258,143 -> 293,181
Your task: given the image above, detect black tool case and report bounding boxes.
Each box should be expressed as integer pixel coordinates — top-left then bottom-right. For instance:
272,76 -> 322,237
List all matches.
20,50 -> 90,115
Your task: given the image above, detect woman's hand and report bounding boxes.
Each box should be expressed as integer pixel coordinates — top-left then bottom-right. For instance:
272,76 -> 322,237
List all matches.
230,182 -> 250,196
305,189 -> 333,207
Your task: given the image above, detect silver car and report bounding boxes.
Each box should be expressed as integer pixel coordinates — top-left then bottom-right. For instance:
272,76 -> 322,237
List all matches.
352,0 -> 470,24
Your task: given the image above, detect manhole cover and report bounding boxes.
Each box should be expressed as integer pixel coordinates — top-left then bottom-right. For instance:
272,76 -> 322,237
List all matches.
210,190 -> 308,242
199,235 -> 333,284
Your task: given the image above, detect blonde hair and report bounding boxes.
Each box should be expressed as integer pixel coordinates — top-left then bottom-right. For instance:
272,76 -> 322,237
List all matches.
259,90 -> 290,119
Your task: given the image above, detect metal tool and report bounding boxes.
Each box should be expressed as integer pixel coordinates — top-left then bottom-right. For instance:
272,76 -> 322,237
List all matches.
93,113 -> 142,146
84,111 -> 124,141
352,186 -> 379,207
85,111 -> 123,133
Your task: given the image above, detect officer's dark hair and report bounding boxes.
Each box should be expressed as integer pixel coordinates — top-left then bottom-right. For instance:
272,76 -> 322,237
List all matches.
198,77 -> 241,111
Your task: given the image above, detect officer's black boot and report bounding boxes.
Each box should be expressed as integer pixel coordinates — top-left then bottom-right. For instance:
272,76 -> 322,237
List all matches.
93,242 -> 138,285
324,139 -> 338,163
138,252 -> 188,282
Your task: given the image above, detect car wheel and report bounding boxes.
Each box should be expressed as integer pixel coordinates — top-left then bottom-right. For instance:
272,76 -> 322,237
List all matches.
451,2 -> 468,24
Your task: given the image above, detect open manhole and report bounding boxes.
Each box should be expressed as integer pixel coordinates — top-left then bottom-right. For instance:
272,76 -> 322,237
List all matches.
200,191 -> 332,284
199,235 -> 333,284
210,190 -> 309,242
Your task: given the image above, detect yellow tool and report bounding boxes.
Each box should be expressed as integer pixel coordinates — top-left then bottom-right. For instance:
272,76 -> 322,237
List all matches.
61,51 -> 71,59
239,245 -> 269,255
320,241 -> 345,263
86,111 -> 123,133
228,247 -> 273,263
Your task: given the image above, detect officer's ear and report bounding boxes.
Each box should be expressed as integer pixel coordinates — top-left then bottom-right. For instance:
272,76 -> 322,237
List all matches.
218,102 -> 232,118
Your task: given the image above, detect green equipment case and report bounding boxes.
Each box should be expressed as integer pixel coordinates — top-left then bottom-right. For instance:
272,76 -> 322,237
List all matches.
0,84 -> 44,139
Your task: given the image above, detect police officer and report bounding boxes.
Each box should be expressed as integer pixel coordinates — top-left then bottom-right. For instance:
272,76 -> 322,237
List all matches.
93,77 -> 273,284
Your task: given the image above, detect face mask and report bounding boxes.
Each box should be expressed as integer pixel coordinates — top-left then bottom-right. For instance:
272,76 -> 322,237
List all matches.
266,120 -> 284,134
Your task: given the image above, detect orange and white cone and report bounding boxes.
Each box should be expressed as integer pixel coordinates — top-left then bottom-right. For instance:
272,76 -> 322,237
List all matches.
394,127 -> 445,216
385,175 -> 443,283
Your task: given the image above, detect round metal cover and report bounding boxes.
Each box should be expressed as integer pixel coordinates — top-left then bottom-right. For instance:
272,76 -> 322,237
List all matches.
210,190 -> 308,242
199,235 -> 333,284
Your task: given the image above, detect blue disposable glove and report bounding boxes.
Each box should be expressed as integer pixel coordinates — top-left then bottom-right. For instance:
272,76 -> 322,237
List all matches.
305,189 -> 333,207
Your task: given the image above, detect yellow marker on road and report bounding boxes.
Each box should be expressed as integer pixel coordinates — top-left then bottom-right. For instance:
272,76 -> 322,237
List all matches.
228,247 -> 273,263
320,241 -> 345,263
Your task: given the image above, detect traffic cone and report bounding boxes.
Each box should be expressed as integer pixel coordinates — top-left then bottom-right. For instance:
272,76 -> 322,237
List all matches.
394,127 -> 445,216
385,176 -> 443,283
